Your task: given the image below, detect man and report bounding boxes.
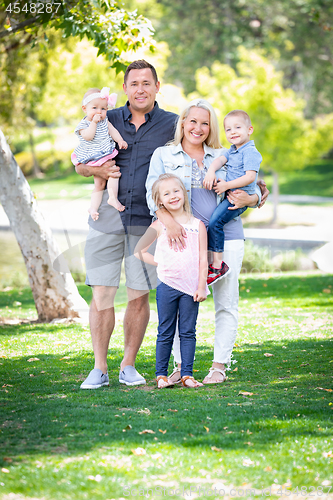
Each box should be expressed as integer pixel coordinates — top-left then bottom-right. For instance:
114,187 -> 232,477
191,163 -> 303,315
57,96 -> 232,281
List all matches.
76,60 -> 178,388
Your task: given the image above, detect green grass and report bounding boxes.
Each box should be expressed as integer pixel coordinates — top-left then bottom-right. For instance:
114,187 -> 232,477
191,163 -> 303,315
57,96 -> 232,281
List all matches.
0,273 -> 333,499
263,160 -> 333,198
28,171 -> 94,201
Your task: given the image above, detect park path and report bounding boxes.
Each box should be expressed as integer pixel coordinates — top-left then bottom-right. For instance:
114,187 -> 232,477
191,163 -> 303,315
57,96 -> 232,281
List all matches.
1,195 -> 333,249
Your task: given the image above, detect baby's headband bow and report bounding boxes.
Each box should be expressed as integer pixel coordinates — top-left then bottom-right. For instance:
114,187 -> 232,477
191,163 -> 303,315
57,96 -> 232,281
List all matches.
82,87 -> 117,108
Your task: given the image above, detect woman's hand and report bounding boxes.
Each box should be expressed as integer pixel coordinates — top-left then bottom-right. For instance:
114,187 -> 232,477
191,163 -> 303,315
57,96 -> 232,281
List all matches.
226,189 -> 252,209
193,288 -> 207,302
164,218 -> 187,251
257,179 -> 270,208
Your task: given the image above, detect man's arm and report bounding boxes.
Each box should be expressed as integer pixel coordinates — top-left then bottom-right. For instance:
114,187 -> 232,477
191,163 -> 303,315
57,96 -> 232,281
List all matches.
75,159 -> 120,181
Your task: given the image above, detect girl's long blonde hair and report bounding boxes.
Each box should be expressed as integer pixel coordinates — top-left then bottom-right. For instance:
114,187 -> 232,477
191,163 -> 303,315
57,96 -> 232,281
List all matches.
152,173 -> 192,217
171,99 -> 221,149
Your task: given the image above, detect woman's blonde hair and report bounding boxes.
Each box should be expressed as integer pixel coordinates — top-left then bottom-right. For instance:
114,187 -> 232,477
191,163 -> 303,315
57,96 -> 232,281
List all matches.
152,173 -> 192,216
171,99 -> 221,149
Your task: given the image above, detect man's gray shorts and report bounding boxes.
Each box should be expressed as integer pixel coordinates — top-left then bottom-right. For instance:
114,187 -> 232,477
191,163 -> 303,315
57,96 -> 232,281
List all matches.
85,227 -> 157,290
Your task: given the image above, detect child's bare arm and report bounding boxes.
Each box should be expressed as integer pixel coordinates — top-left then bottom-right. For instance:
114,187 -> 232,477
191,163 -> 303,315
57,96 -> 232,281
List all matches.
134,223 -> 159,266
193,221 -> 208,302
108,123 -> 128,149
214,170 -> 256,195
79,121 -> 98,141
203,156 -> 228,190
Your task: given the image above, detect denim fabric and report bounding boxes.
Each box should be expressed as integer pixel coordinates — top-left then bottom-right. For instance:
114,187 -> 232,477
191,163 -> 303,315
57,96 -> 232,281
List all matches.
224,140 -> 262,195
155,282 -> 199,378
172,239 -> 244,367
146,143 -> 262,221
146,143 -> 228,216
207,198 -> 247,253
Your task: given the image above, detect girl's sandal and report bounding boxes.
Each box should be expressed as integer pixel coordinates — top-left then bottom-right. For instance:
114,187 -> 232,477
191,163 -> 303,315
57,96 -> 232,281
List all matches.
156,375 -> 174,389
168,367 -> 182,384
181,376 -> 203,388
202,367 -> 227,384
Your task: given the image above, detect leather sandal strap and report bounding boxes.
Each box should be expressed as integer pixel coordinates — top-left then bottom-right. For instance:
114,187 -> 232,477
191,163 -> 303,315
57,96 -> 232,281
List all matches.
207,367 -> 226,378
181,375 -> 194,387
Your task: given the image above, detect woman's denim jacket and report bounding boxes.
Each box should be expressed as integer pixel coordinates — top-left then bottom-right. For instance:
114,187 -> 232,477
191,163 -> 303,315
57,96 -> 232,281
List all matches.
146,143 -> 261,216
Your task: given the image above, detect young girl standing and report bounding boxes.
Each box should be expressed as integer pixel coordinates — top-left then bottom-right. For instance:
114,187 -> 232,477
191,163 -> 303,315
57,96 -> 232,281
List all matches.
135,173 -> 207,388
71,87 -> 128,220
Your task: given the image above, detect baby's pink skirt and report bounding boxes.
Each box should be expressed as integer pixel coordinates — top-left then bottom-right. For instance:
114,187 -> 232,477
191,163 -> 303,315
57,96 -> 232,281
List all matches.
71,149 -> 118,167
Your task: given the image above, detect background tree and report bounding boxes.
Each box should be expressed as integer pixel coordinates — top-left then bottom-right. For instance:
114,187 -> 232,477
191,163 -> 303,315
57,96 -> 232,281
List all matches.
123,0 -> 333,117
191,48 -> 333,222
0,0 -> 154,321
0,0 -> 154,128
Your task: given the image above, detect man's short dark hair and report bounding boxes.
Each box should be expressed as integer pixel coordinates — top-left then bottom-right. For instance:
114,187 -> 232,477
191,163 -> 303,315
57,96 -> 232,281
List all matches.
124,60 -> 158,85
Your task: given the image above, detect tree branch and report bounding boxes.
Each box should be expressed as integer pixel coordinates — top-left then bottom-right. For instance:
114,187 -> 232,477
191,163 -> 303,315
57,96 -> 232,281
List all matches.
0,16 -> 41,39
3,33 -> 33,53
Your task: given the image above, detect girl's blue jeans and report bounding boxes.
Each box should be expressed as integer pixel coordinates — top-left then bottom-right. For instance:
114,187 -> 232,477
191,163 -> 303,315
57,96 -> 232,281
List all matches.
155,281 -> 199,378
208,198 -> 247,253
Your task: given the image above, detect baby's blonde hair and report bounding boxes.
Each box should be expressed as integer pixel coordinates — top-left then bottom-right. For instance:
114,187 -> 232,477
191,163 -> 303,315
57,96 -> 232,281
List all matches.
82,88 -> 101,105
152,173 -> 192,216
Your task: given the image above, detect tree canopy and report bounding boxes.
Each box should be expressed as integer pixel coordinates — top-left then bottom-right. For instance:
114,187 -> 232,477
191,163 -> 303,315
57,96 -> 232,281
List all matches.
0,0 -> 154,130
1,0 -> 154,69
194,47 -> 333,170
124,0 -> 333,117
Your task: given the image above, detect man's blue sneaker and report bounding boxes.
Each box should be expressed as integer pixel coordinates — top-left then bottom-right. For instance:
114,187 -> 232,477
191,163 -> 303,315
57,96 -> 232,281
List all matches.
80,368 -> 109,389
119,366 -> 146,386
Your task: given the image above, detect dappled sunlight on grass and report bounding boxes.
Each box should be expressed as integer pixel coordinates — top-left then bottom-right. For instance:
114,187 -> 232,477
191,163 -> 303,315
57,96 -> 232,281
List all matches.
0,273 -> 332,497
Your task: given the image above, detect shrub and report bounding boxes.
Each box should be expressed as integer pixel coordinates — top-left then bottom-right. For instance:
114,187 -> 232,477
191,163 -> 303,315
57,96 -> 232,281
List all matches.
241,241 -> 314,274
241,241 -> 275,274
14,150 -> 72,176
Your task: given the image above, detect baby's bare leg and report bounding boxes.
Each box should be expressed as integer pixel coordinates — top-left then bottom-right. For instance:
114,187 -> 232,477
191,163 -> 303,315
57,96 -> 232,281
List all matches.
89,176 -> 105,221
107,177 -> 125,212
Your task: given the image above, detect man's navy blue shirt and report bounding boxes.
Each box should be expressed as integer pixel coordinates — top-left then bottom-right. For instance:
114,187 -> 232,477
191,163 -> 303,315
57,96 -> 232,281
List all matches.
89,102 -> 178,235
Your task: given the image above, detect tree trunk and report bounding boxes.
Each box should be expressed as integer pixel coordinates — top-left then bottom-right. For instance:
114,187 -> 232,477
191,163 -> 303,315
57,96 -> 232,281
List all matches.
271,170 -> 279,224
0,128 -> 88,322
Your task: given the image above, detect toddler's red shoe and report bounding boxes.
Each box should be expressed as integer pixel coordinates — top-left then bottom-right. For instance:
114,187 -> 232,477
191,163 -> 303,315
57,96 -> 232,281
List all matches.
207,262 -> 230,286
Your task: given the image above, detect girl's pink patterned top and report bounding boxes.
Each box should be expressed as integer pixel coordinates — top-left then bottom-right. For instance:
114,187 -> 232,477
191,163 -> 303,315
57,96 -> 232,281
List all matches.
154,218 -> 208,297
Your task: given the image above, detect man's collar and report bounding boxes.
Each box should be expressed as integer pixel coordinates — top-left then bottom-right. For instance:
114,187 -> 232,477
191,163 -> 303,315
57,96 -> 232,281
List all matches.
124,101 -> 159,122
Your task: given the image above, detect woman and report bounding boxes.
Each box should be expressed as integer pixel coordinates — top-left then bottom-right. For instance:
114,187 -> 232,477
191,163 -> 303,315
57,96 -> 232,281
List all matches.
146,99 -> 268,384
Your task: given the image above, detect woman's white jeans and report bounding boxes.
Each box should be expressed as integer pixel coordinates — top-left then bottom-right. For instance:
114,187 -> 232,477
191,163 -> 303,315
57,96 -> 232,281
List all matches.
172,239 -> 245,367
